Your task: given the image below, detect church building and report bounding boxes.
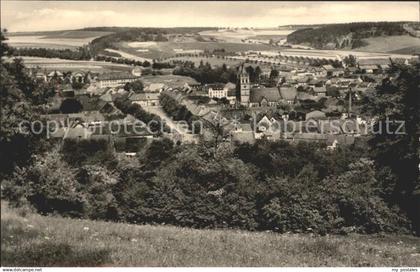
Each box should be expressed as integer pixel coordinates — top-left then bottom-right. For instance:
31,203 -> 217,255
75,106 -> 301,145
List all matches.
238,65 -> 250,106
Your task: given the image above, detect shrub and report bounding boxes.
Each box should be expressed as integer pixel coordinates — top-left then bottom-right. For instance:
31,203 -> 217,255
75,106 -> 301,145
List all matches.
62,138 -> 117,168
260,159 -> 410,234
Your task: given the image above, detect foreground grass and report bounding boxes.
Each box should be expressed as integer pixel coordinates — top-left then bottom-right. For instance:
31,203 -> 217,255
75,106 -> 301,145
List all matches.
1,202 -> 419,267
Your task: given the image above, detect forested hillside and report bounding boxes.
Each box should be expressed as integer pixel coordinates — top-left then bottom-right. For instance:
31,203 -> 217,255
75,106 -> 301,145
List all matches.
286,22 -> 410,49
88,27 -> 216,55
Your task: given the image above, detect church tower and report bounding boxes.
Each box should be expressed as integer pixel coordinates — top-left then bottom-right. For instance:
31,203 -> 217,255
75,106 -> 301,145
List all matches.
239,65 -> 250,106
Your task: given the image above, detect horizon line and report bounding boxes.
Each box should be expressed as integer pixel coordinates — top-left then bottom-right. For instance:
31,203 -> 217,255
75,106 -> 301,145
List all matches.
4,20 -> 418,33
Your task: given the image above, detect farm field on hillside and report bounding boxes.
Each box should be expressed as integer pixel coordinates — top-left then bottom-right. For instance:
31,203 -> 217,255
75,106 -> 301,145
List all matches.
5,30 -> 112,49
166,56 -> 242,68
104,48 -> 153,62
141,74 -> 199,88
357,35 -> 420,54
2,202 -> 420,267
118,41 -> 279,59
282,48 -> 417,59
199,28 -> 295,42
4,42 -> 78,50
13,56 -> 135,73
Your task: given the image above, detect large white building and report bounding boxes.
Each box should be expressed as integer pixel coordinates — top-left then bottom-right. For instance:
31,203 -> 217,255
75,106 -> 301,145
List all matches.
208,84 -> 228,99
97,73 -> 140,88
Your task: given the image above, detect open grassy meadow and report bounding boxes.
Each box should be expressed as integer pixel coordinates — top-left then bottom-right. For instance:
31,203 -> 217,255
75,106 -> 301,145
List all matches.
2,201 -> 420,267
117,41 -> 279,60
357,35 -> 420,54
14,56 -> 134,74
198,28 -> 295,43
166,56 -> 242,68
5,30 -> 112,49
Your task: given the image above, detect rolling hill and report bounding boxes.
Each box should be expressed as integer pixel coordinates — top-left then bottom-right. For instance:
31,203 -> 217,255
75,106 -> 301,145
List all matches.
286,22 -> 419,52
2,202 -> 420,266
356,35 -> 420,54
5,29 -> 114,49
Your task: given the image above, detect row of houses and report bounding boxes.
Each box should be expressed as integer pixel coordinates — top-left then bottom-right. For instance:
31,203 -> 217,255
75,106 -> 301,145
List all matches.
230,116 -> 370,148
28,68 -> 143,88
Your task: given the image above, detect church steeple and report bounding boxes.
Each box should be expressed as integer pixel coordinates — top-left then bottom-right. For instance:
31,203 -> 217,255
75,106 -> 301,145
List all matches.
239,65 -> 250,106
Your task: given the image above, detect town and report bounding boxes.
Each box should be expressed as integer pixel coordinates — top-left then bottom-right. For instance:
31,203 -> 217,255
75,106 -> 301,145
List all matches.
20,47 -> 418,155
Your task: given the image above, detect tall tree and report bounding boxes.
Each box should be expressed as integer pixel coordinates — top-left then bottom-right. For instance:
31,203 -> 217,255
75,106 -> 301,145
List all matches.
0,30 -> 41,176
343,54 -> 357,67
364,61 -> 420,234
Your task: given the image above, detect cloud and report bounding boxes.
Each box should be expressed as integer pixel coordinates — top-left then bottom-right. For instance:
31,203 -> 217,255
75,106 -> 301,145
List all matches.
5,8 -> 122,31
1,1 -> 418,32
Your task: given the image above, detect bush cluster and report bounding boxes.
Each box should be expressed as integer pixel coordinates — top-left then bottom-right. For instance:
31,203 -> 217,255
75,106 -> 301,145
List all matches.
2,139 -> 411,235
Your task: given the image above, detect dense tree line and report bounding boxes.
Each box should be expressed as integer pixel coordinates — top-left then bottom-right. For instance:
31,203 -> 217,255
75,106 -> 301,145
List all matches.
94,55 -> 151,67
287,22 -> 408,49
3,138 -> 412,235
173,61 -> 238,84
152,62 -> 175,69
12,46 -> 92,60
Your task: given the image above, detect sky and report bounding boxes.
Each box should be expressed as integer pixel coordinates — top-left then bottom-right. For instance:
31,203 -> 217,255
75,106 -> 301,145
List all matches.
1,1 -> 419,32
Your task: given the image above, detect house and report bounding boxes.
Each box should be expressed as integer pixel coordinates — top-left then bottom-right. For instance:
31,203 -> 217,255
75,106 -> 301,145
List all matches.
47,70 -> 64,82
279,86 -> 297,104
35,71 -> 47,82
297,92 -> 319,102
145,83 -> 166,93
322,65 -> 344,77
309,67 -> 327,78
345,67 -> 359,76
260,67 -> 272,78
62,87 -> 75,98
226,88 -> 237,105
86,84 -> 106,96
99,93 -> 113,103
257,116 -> 273,132
97,73 -> 139,88
307,78 -> 323,88
230,123 -> 255,144
207,83 -> 228,99
206,82 -> 237,105
63,124 -> 93,140
182,82 -> 201,92
249,87 -> 281,107
290,132 -> 328,143
77,95 -> 108,112
71,72 -> 85,84
295,76 -> 310,87
322,65 -> 335,77
311,86 -> 327,97
359,65 -> 380,74
129,92 -> 160,107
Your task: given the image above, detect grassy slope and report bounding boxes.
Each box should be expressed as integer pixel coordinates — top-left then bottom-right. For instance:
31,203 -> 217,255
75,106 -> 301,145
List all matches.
118,41 -> 278,59
357,35 -> 420,54
6,30 -> 112,38
12,56 -> 134,74
1,202 -> 420,267
165,56 -> 242,68
5,30 -> 113,49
